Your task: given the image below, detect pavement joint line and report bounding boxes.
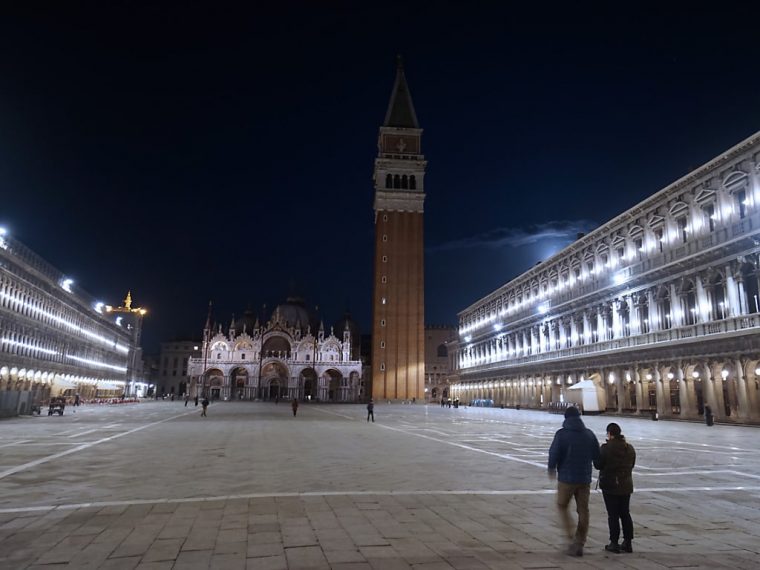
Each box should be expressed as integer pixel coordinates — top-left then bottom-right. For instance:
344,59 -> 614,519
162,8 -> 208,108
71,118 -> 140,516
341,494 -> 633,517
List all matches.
316,408 -> 550,469
0,410 -> 197,480
3,485 -> 760,514
0,440 -> 29,449
67,428 -> 100,438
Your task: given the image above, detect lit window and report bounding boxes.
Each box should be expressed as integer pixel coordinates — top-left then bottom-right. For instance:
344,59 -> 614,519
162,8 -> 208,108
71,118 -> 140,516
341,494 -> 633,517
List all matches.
677,217 -> 688,243
381,297 -> 386,304
382,276 -> 387,283
381,319 -> 386,327
380,362 -> 385,371
382,255 -> 387,263
380,341 -> 385,348
382,234 -> 388,242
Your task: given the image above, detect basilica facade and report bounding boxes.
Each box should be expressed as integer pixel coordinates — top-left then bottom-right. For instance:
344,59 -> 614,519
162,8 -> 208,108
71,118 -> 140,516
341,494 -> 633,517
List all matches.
187,297 -> 363,402
452,131 -> 760,424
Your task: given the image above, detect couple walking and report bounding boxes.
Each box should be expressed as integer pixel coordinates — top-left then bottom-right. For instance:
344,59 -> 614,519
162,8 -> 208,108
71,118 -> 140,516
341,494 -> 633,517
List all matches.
548,406 -> 636,557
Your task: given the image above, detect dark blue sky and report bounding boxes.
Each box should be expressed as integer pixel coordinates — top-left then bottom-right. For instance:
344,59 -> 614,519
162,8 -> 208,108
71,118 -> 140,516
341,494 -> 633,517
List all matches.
2,2 -> 760,353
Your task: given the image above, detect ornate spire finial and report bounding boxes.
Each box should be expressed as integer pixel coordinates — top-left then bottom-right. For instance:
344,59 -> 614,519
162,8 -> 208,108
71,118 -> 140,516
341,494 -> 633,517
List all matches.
124,291 -> 132,310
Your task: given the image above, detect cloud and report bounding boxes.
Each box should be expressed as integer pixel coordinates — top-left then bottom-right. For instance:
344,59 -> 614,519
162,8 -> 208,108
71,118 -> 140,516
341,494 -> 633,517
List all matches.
427,220 -> 597,253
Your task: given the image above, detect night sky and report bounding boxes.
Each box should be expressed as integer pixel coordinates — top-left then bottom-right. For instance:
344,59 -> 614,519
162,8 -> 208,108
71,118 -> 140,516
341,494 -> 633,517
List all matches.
3,3 -> 760,354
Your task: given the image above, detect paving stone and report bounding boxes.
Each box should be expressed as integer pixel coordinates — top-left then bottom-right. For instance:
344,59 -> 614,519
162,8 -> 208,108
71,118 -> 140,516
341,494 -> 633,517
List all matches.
1,403 -> 759,570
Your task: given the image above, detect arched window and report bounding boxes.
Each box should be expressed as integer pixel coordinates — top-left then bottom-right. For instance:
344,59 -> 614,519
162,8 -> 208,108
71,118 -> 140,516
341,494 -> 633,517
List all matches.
385,174 -> 392,188
393,174 -> 401,189
437,344 -> 448,357
401,175 -> 408,189
410,175 -> 416,189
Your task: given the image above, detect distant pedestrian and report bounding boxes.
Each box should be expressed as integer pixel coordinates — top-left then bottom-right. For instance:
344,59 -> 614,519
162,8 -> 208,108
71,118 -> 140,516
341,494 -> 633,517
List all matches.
367,399 -> 374,422
291,398 -> 299,416
548,406 -> 600,557
275,395 -> 280,404
201,397 -> 209,417
184,394 -> 189,407
440,398 -> 445,408
704,404 -> 714,426
594,422 -> 636,554
194,395 -> 199,407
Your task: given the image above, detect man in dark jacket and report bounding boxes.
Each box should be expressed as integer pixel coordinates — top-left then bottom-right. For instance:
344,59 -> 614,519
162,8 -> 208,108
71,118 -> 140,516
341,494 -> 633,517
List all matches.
548,406 -> 600,557
594,422 -> 636,553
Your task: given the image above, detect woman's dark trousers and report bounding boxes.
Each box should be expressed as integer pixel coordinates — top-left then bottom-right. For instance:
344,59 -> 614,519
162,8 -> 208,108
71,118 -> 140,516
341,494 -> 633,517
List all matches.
602,493 -> 633,543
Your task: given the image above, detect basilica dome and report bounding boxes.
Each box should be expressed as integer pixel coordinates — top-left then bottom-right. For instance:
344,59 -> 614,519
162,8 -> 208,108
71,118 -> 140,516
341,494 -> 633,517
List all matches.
235,308 -> 258,334
272,296 -> 317,330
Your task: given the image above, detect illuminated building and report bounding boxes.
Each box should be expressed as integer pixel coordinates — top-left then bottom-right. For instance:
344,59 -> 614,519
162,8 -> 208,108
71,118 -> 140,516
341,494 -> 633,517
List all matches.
371,57 -> 426,402
425,325 -> 456,402
187,298 -> 363,401
452,132 -> 760,423
0,229 -> 144,416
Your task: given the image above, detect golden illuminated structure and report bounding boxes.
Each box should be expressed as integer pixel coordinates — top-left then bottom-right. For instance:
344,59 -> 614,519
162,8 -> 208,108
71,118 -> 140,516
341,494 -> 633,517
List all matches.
107,291 -> 148,396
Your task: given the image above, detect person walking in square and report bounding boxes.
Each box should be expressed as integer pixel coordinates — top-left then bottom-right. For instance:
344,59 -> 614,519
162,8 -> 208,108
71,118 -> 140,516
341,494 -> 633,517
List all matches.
595,422 -> 636,554
184,394 -> 189,407
201,397 -> 209,417
291,398 -> 299,416
548,406 -> 600,557
367,398 -> 374,422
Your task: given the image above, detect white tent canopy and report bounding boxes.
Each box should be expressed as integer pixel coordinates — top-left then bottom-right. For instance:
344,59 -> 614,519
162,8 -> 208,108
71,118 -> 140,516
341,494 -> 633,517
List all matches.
567,379 -> 606,413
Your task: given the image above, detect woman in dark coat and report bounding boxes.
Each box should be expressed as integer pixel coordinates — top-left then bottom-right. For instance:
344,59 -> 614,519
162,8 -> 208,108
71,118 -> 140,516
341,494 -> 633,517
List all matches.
594,422 -> 636,553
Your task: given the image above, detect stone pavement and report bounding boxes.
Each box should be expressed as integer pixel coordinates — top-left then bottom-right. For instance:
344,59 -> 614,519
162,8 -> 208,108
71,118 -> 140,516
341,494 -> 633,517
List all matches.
0,401 -> 759,569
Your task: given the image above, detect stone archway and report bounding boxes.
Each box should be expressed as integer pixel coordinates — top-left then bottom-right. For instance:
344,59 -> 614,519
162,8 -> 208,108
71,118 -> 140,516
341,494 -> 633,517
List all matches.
230,367 -> 249,400
203,368 -> 224,399
300,368 -> 318,400
261,361 -> 289,401
324,369 -> 343,401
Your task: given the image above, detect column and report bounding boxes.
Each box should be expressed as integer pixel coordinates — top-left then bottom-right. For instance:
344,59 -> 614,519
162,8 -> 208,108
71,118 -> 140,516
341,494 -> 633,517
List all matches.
634,367 -> 644,414
726,266 -> 740,317
654,365 -> 665,417
669,283 -> 682,327
582,311 -> 592,344
676,363 -> 691,418
647,289 -> 659,331
738,279 -> 748,314
696,274 -> 710,323
699,363 -> 717,417
627,296 -> 639,335
710,362 -> 727,420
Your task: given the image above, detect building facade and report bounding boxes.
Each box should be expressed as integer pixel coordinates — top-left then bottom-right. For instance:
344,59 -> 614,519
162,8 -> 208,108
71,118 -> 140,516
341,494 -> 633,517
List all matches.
425,325 -> 455,402
0,229 -> 143,416
187,298 -> 363,402
371,58 -> 426,402
157,340 -> 199,398
452,131 -> 760,424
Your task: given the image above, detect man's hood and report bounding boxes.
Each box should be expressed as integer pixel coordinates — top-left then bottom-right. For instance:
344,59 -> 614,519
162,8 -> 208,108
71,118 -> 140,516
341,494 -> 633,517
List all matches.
562,415 -> 587,430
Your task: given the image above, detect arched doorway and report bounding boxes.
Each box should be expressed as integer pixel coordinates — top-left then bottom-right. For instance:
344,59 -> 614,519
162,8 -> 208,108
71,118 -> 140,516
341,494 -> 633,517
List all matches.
230,367 -> 249,400
261,361 -> 289,401
203,368 -> 224,399
325,369 -> 343,401
300,368 -> 317,400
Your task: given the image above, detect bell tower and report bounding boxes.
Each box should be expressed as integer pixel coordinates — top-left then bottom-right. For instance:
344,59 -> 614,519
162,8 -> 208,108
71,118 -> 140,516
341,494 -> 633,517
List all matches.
371,57 -> 426,401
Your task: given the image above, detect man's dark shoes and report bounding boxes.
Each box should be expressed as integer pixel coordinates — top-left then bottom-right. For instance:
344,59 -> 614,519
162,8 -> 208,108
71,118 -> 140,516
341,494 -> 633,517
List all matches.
605,542 -> 621,553
621,540 -> 633,553
566,543 -> 583,557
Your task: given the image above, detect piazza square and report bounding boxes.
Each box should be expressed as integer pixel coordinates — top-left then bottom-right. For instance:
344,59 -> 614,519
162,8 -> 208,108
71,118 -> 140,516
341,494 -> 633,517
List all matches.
0,401 -> 758,569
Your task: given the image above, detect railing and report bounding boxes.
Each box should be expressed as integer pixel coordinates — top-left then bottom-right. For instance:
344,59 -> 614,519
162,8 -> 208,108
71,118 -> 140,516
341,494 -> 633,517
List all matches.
460,313 -> 759,373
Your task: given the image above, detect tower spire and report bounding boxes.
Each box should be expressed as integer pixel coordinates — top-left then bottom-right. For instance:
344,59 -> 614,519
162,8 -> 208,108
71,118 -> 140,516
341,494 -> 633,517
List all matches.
383,55 -> 419,128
